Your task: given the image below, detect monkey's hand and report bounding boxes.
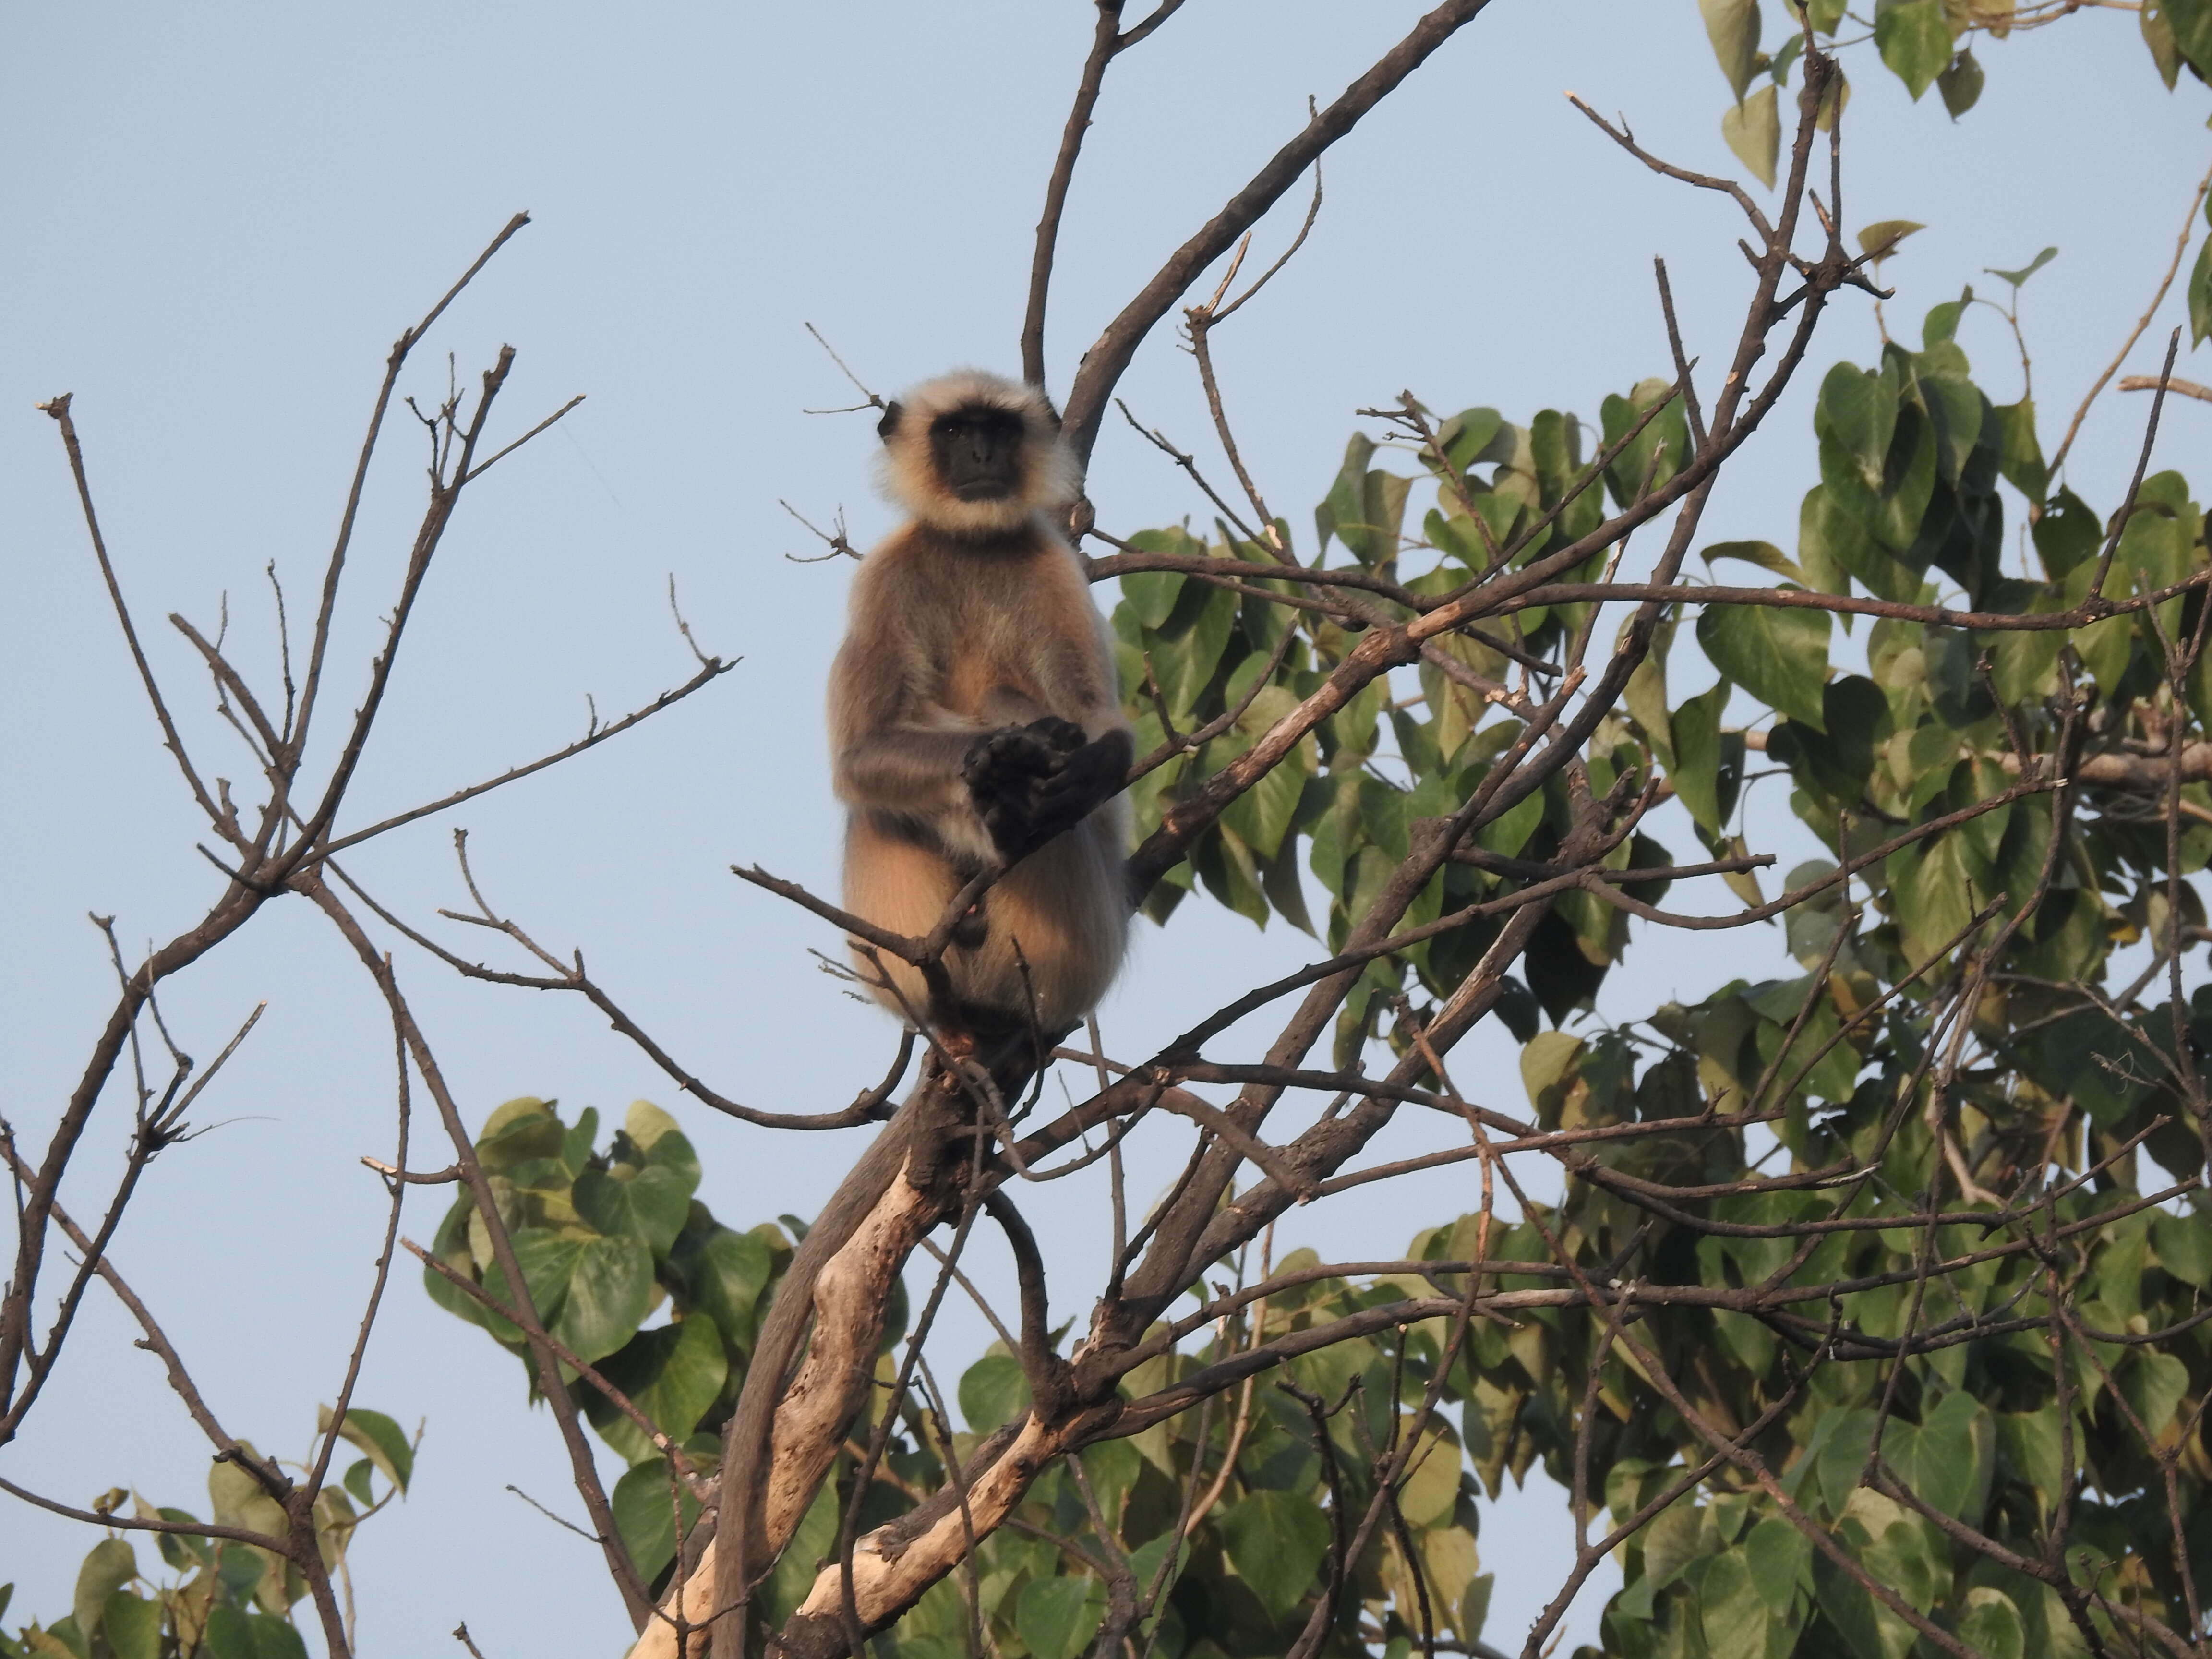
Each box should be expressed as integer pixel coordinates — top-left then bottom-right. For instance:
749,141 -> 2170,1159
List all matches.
963,722 -> 1075,857
963,720 -> 1117,860
1026,728 -> 1135,845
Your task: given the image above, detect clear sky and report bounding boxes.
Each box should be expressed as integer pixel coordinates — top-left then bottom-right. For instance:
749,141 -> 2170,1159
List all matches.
4,4 -> 2207,1655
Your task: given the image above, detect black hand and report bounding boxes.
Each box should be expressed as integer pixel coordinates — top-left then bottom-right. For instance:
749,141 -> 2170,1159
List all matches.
963,726 -> 1061,857
1027,730 -> 1134,841
1022,715 -> 1087,757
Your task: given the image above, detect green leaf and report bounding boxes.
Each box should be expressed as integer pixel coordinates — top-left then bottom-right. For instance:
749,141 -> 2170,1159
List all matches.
317,1406 -> 413,1495
553,1233 -> 657,1364
2121,1350 -> 2189,1436
1856,219 -> 1925,267
682,1226 -> 773,1349
1219,1489 -> 1331,1620
1696,602 -> 1829,729
2188,232 -> 2212,348
1957,1587 -> 2026,1659
588,1315 -> 728,1455
1697,1550 -> 1767,1659
1601,379 -> 1689,508
1700,0 -> 1762,101
2152,1210 -> 2212,1285
1219,738 -> 1306,861
1937,46 -> 1984,117
612,1457 -> 701,1588
2143,0 -> 2185,86
573,1164 -> 693,1258
1397,1423 -> 1462,1526
2166,0 -> 2212,77
482,1228 -> 583,1344
1704,540 -> 1803,583
1744,1516 -> 1810,1613
1120,529 -> 1202,627
202,1604 -> 253,1659
958,1352 -> 1030,1430
1874,1 -> 1953,99
243,1613 -> 310,1659
1721,84 -> 1780,189
1814,362 -> 1897,496
98,1595 -> 158,1659
2033,487 -> 2101,578
71,1540 -> 134,1641
1993,399 -> 2046,501
1890,1390 -> 1991,1518
1985,246 -> 2058,289
1669,677 -> 1741,836
476,1097 -> 566,1170
1017,1576 -> 1105,1659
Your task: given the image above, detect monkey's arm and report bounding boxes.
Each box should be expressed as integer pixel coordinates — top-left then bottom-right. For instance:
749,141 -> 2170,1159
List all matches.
834,724 -> 989,813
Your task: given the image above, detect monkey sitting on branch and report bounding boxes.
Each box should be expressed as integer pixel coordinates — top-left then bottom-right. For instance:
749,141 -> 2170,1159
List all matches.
830,368 -> 1133,1075
632,375 -> 1138,1659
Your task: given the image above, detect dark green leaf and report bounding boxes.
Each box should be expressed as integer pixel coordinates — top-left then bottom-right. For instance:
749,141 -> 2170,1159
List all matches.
1017,1576 -> 1105,1659
481,1229 -> 583,1345
1937,46 -> 1983,116
958,1352 -> 1029,1431
1601,379 -> 1689,508
98,1596 -> 158,1659
1984,246 -> 2058,289
1219,1489 -> 1330,1620
682,1226 -> 773,1349
1993,399 -> 2046,500
1744,1515 -> 1810,1613
612,1457 -> 701,1587
2033,487 -> 2100,577
573,1164 -> 693,1258
2152,1210 -> 2212,1285
1696,602 -> 1830,729
1697,1549 -> 1766,1659
2166,0 -> 2212,77
2188,233 -> 2212,348
1669,677 -> 1739,835
1957,1588 -> 2026,1659
72,1540 -> 134,1641
589,1315 -> 729,1458
323,1406 -> 412,1494
2121,1350 -> 2189,1435
553,1233 -> 657,1364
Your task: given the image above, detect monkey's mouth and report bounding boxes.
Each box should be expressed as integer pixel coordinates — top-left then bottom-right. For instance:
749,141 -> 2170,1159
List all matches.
946,474 -> 1019,502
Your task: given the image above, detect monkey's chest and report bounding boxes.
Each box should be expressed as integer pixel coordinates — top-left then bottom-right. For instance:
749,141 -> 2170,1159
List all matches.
926,592 -> 1099,721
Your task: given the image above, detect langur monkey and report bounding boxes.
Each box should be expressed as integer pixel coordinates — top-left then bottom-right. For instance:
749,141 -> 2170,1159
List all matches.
829,369 -> 1133,1064
646,377 -> 1134,1659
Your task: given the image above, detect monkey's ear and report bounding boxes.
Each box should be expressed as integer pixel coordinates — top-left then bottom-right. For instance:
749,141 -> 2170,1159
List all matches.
877,400 -> 904,442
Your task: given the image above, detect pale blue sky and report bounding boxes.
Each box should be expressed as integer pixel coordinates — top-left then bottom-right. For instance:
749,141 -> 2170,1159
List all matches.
4,5 -> 2206,1655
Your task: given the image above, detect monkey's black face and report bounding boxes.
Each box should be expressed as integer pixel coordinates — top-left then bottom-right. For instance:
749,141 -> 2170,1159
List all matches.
928,406 -> 1027,502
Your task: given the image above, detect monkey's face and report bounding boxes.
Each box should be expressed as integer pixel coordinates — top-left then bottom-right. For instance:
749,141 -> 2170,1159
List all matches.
927,406 -> 1028,502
